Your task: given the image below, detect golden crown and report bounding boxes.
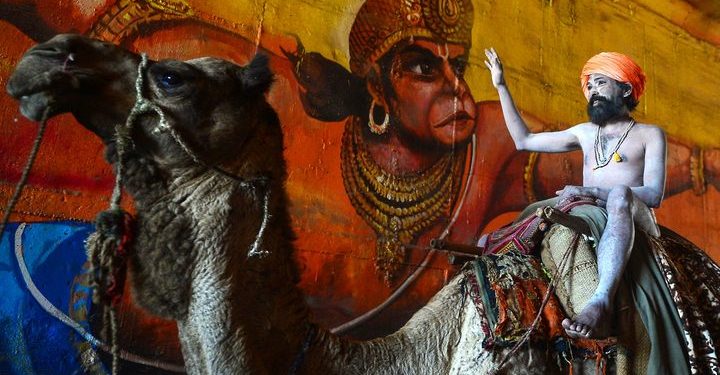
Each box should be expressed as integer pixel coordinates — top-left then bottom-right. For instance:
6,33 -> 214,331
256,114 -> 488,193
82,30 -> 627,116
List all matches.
349,0 -> 474,76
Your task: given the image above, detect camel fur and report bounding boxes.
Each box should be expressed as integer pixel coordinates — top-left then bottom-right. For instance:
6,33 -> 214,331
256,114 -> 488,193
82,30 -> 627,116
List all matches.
7,34 -> 574,374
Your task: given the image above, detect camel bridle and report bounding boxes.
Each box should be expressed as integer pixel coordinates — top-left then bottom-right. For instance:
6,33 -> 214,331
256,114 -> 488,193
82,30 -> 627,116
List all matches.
131,54 -> 320,374
2,52 -> 279,375
121,53 -> 273,258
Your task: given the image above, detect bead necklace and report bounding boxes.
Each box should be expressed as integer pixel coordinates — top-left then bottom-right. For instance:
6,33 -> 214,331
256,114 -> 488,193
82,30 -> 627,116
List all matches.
593,119 -> 635,170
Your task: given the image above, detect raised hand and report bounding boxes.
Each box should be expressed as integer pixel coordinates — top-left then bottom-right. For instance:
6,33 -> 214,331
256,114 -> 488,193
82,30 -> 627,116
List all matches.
484,48 -> 505,88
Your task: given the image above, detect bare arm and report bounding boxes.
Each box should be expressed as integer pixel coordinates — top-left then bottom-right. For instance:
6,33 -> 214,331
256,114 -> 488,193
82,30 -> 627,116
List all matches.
485,48 -> 580,153
633,127 -> 667,207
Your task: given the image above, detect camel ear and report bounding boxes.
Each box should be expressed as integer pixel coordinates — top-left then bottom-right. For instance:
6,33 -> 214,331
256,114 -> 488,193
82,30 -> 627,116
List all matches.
239,53 -> 274,94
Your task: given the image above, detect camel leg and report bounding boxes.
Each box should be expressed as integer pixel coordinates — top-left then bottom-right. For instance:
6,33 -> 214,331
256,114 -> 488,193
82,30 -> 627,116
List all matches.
562,185 -> 635,338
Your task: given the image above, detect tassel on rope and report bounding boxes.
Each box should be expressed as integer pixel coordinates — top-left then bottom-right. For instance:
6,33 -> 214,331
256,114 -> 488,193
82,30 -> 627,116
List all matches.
6,57 -> 183,374
87,210 -> 135,306
87,209 -> 135,375
85,53 -> 152,375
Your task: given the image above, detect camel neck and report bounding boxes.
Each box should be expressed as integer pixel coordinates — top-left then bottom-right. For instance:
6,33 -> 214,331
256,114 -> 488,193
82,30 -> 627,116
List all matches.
174,177 -> 311,374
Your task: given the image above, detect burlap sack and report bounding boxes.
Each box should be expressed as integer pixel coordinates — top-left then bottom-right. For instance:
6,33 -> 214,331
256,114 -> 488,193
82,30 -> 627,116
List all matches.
540,224 -> 650,374
540,224 -> 599,317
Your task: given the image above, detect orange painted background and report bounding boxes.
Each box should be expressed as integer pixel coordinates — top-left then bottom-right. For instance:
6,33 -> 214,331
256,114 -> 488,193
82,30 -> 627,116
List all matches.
2,0 -> 720,365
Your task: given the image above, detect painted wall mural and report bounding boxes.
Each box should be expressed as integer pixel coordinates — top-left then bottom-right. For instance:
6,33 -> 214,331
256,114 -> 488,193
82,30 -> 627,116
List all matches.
1,0 -> 720,372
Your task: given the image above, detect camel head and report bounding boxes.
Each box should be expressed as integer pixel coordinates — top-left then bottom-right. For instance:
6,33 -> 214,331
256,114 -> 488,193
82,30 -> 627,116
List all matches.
7,34 -> 139,138
7,33 -> 277,174
7,35 -> 288,323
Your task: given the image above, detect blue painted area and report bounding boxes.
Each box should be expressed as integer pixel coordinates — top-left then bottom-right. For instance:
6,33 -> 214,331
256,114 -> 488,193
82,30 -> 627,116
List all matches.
0,222 -> 97,375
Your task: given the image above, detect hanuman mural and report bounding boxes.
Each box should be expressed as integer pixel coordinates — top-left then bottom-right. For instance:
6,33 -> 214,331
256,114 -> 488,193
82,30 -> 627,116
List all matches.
286,0 -> 720,285
290,0 -> 476,282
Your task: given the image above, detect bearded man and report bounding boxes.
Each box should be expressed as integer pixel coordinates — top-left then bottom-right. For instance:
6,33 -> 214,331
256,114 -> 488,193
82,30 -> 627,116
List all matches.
485,48 -> 667,341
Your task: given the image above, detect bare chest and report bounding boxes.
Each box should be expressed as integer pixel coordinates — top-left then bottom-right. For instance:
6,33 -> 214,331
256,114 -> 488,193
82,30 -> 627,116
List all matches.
579,130 -> 647,188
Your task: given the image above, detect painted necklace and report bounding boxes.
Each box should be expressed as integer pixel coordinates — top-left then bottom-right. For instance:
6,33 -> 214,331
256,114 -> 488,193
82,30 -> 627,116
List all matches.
341,117 -> 466,284
593,119 -> 636,170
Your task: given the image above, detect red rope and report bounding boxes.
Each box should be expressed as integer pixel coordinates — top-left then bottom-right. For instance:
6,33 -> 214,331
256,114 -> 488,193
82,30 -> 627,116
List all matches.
105,212 -> 134,307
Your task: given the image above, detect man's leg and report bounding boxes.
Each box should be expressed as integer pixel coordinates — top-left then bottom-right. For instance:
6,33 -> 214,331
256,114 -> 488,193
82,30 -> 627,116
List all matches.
562,185 -> 635,338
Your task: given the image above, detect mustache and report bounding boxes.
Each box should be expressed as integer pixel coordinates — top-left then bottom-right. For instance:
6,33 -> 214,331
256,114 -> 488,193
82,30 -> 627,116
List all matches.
589,95 -> 610,104
587,94 -> 623,125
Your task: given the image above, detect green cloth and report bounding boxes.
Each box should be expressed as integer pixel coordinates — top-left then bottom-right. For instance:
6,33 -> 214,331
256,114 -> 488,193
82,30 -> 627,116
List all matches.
518,197 -> 690,374
627,234 -> 690,374
517,197 -> 607,243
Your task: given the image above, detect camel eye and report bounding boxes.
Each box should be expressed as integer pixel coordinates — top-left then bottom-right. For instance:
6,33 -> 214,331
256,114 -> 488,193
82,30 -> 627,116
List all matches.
158,72 -> 184,89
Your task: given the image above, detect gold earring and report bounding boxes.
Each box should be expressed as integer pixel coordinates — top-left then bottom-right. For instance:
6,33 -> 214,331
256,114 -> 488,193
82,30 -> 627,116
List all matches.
368,100 -> 390,135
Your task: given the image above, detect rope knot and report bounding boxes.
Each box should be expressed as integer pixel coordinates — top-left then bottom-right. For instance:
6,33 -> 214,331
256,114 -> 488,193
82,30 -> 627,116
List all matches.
88,209 -> 135,307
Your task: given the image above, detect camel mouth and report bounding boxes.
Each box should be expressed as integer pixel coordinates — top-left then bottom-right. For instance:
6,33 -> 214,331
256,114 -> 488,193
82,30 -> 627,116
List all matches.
8,75 -> 55,99
7,52 -> 80,121
7,51 -> 78,96
17,92 -> 58,121
8,72 -> 66,121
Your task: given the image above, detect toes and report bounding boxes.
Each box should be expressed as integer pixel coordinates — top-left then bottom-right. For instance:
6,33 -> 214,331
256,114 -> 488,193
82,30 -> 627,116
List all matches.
564,328 -> 584,339
580,326 -> 591,337
562,319 -> 595,338
563,319 -> 583,333
574,323 -> 589,335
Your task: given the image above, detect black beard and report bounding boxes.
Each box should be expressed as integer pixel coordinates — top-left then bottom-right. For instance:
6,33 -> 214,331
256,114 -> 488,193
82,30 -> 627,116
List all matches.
587,95 -> 625,126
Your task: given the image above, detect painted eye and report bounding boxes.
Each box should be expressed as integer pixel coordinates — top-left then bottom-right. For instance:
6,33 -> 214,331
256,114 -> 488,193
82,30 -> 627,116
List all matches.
159,72 -> 184,89
409,62 -> 435,76
452,61 -> 467,77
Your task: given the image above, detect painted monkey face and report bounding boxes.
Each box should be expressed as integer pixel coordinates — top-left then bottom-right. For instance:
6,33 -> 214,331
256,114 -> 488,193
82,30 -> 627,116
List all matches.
380,39 -> 476,148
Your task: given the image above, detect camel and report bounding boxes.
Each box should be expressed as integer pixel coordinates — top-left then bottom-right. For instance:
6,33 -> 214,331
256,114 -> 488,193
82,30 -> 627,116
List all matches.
8,34 -> 720,374
5,33 -> 571,374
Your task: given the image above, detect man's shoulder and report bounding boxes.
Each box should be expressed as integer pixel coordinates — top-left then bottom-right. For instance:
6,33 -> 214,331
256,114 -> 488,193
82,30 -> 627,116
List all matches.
567,122 -> 595,136
634,122 -> 666,138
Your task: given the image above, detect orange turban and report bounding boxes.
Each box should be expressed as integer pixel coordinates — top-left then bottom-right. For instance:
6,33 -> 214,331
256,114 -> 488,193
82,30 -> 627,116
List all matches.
580,52 -> 646,102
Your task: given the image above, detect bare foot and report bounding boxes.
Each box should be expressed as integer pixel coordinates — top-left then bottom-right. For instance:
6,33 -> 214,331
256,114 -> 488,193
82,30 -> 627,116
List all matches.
562,298 -> 613,339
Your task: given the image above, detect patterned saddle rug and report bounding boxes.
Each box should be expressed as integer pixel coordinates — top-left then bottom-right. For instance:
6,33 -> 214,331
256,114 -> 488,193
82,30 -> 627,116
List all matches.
462,249 -> 566,349
482,195 -> 597,255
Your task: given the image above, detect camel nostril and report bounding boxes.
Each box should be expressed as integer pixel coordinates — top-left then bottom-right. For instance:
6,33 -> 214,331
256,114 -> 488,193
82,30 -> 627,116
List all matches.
62,53 -> 77,70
